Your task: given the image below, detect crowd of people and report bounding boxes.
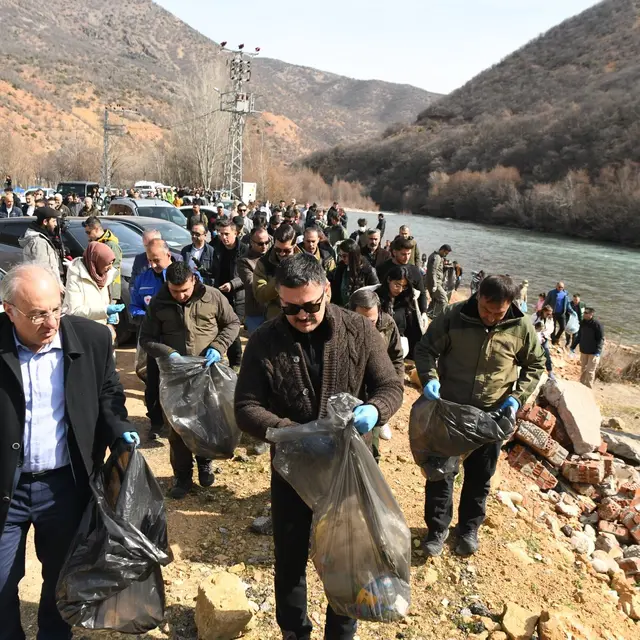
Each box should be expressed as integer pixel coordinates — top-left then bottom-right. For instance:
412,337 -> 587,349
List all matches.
0,189 -> 608,640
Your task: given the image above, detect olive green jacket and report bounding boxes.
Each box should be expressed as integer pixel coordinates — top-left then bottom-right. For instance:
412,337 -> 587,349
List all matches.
253,245 -> 302,320
414,297 -> 545,410
140,282 -> 241,359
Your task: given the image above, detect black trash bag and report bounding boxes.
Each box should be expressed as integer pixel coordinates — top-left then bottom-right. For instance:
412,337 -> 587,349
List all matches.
409,397 -> 515,475
268,393 -> 411,622
134,339 -> 147,383
56,443 -> 171,633
421,455 -> 461,482
157,356 -> 241,459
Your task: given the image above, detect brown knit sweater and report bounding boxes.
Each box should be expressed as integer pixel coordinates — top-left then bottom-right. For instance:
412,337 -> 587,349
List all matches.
234,304 -> 404,440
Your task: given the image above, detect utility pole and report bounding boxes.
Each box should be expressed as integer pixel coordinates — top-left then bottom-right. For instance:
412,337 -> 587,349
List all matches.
219,43 -> 260,201
101,105 -> 137,193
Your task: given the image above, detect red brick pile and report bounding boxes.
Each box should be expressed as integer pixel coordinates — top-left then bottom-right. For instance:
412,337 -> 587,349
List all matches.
507,402 -> 640,549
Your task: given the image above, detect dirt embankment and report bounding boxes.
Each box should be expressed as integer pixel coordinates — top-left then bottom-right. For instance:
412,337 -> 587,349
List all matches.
17,344 -> 640,639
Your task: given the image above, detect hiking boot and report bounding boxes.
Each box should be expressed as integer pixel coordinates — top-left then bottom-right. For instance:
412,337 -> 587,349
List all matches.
148,425 -> 163,441
455,529 -> 479,556
423,529 -> 449,557
198,462 -> 215,487
169,478 -> 193,499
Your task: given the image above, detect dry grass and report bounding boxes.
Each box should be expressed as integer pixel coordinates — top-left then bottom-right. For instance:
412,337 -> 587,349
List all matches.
596,344 -> 640,383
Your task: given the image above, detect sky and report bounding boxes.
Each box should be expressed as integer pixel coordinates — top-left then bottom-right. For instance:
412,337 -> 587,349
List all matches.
155,0 -> 600,94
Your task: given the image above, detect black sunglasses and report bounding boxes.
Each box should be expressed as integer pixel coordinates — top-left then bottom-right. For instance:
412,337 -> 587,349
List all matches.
253,240 -> 270,246
281,292 -> 325,316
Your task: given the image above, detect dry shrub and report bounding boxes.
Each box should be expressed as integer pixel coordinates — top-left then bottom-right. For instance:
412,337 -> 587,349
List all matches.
596,344 -> 640,383
621,356 -> 640,383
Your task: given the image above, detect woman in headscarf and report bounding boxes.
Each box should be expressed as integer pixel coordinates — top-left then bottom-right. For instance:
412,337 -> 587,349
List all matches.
62,242 -> 122,338
330,238 -> 379,307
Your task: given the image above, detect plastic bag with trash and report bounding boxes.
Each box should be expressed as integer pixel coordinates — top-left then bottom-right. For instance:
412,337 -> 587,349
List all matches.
56,443 -> 171,633
409,397 -> 515,480
268,393 -> 411,622
158,355 -> 240,459
134,339 -> 147,383
565,307 -> 579,334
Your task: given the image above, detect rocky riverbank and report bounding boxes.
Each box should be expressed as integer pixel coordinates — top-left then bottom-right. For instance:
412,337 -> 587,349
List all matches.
15,344 -> 640,639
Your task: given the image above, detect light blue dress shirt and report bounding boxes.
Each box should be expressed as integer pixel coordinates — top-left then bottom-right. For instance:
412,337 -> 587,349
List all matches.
14,330 -> 70,473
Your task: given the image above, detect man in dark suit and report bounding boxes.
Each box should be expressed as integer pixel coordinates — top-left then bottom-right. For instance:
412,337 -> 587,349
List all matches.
0,264 -> 139,640
181,221 -> 215,285
210,217 -> 248,368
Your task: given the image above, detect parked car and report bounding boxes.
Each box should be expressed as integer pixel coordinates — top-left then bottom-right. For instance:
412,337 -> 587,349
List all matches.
179,205 -> 217,223
104,216 -> 192,252
0,217 -> 141,343
56,181 -> 100,198
107,197 -> 187,227
0,268 -> 5,313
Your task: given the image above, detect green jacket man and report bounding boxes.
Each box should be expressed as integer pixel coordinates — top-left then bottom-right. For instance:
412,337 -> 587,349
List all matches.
414,275 -> 545,559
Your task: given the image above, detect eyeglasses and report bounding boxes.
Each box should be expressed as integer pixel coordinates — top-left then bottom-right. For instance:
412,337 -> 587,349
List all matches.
239,209 -> 247,213
10,304 -> 64,325
253,240 -> 270,247
275,247 -> 294,256
191,232 -> 205,238
281,292 -> 325,316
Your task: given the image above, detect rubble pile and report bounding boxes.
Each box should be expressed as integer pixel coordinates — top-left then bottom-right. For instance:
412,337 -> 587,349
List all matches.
505,379 -> 640,621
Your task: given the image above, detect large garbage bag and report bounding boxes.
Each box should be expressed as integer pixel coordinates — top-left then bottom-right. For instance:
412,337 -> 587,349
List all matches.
565,307 -> 579,334
158,355 -> 240,459
134,339 -> 147,383
56,443 -> 171,633
268,393 -> 411,622
409,397 -> 515,480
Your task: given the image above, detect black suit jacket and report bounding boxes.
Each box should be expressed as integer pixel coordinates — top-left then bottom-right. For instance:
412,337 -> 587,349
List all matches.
209,237 -> 248,317
0,314 -> 130,531
181,243 -> 216,285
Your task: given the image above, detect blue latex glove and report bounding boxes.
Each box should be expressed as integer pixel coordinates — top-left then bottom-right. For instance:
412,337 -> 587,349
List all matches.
423,379 -> 441,401
352,404 -> 379,434
204,347 -> 221,367
594,352 -> 601,358
499,396 -> 520,413
106,303 -> 125,314
107,313 -> 119,324
168,352 -> 183,362
123,431 -> 140,446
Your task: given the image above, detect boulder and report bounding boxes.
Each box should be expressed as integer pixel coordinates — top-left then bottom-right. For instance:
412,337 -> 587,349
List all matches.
538,609 -> 596,640
602,416 -> 625,431
601,429 -> 640,465
502,602 -> 539,640
195,571 -> 253,640
543,380 -> 601,454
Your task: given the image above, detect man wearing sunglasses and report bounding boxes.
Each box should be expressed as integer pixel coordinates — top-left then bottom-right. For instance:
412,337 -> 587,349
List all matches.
0,264 -> 138,640
253,224 -> 301,321
238,226 -> 271,334
235,253 -> 403,640
181,222 -> 215,285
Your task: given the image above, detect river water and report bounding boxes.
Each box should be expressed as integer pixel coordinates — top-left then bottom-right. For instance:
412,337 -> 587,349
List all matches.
346,211 -> 640,344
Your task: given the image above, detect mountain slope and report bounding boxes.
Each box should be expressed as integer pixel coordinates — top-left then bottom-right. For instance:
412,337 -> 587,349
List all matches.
305,0 -> 640,230
0,0 -> 440,159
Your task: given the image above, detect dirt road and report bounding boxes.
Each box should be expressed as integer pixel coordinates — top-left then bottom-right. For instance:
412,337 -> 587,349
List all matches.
18,347 -> 639,639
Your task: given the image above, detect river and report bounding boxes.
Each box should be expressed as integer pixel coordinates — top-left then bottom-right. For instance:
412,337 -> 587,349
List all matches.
345,211 -> 640,345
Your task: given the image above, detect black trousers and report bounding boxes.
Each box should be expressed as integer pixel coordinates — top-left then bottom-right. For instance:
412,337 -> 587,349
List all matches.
271,470 -> 357,640
424,441 -> 502,535
227,336 -> 243,368
551,312 -> 566,344
0,467 -> 85,640
145,354 -> 164,428
168,428 -> 210,481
